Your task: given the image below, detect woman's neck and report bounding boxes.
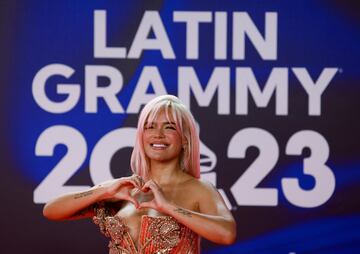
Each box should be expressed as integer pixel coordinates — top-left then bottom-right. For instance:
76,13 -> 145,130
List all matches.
149,160 -> 183,186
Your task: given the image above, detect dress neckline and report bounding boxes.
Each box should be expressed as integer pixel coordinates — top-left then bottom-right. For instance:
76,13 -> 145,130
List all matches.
93,203 -> 199,254
114,214 -> 177,252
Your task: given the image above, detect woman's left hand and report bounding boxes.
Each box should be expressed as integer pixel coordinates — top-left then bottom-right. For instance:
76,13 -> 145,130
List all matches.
137,180 -> 169,212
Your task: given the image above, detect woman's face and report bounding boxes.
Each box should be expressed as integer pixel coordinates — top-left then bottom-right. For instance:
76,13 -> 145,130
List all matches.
142,110 -> 183,165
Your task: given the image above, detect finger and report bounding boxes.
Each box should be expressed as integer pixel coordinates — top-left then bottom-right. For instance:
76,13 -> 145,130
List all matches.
131,176 -> 140,188
108,181 -> 132,194
131,175 -> 144,188
141,180 -> 152,192
122,178 -> 137,185
132,187 -> 141,195
142,180 -> 161,194
119,179 -> 138,189
141,186 -> 150,193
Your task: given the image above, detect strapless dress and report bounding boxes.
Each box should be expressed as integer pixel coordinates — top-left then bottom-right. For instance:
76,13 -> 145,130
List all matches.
93,203 -> 200,254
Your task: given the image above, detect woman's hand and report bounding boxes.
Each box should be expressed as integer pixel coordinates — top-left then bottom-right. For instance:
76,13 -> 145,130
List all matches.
137,180 -> 169,212
101,175 -> 144,208
43,174 -> 146,220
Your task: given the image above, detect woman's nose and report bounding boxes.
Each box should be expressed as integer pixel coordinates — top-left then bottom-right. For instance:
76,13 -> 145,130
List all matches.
153,127 -> 165,137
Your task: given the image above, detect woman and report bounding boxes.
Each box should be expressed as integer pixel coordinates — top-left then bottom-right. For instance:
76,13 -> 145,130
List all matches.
43,95 -> 236,253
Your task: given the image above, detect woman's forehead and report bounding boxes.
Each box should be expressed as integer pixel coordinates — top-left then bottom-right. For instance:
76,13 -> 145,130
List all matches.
147,108 -> 177,123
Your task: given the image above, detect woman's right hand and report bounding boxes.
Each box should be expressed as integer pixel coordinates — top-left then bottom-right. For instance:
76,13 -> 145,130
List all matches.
100,175 -> 144,208
43,174 -> 144,220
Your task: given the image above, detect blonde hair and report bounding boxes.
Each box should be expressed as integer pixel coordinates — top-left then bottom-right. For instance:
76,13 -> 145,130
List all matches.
130,95 -> 200,179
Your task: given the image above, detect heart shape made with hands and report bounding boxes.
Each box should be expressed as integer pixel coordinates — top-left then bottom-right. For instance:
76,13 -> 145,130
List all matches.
115,178 -> 159,209
132,187 -> 156,208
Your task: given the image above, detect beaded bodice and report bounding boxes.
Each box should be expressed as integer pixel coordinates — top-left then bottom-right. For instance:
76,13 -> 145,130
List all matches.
93,203 -> 199,254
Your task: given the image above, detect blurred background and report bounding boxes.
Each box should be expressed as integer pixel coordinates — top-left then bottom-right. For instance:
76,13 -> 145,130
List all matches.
1,0 -> 360,253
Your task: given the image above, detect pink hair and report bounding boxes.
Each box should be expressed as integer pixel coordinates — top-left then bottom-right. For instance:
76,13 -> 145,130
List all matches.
130,95 -> 200,179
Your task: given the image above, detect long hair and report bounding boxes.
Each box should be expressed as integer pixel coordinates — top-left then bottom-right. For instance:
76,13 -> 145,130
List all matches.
130,95 -> 200,179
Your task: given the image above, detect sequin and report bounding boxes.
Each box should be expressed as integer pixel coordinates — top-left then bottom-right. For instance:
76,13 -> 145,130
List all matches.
93,203 -> 199,254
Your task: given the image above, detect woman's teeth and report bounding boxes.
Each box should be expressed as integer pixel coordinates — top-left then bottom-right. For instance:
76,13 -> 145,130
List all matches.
152,143 -> 168,148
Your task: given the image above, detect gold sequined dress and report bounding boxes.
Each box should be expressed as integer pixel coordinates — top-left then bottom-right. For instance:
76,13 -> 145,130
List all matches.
93,203 -> 200,254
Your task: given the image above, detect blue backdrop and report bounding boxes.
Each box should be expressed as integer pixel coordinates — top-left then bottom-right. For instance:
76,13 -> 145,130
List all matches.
1,0 -> 360,253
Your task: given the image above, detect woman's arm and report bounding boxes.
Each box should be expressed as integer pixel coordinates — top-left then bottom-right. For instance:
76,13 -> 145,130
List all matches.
43,184 -> 106,221
138,179 -> 237,245
43,176 -> 143,221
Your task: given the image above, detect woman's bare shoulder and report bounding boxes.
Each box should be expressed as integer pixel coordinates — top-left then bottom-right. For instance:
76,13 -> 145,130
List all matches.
182,176 -> 217,196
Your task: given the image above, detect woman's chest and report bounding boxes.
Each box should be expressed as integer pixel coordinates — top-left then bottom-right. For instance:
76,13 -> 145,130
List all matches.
115,189 -> 197,243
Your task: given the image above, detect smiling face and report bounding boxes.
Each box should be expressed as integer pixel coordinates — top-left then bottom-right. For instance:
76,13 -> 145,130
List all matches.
142,110 -> 184,166
131,95 -> 200,179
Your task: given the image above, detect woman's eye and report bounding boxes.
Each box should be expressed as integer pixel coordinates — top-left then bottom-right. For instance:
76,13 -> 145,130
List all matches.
166,125 -> 176,130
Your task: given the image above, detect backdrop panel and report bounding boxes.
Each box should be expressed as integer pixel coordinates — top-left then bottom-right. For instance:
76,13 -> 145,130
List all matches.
1,1 -> 360,253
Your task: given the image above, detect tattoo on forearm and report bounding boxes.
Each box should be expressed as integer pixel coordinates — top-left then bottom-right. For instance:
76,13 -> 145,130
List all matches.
74,190 -> 93,199
174,207 -> 192,217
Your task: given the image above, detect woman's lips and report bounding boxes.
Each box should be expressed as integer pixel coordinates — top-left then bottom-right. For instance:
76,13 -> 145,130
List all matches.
151,143 -> 169,148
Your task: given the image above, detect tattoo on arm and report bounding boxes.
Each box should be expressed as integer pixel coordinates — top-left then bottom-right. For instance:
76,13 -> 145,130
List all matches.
174,207 -> 192,217
73,190 -> 94,199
